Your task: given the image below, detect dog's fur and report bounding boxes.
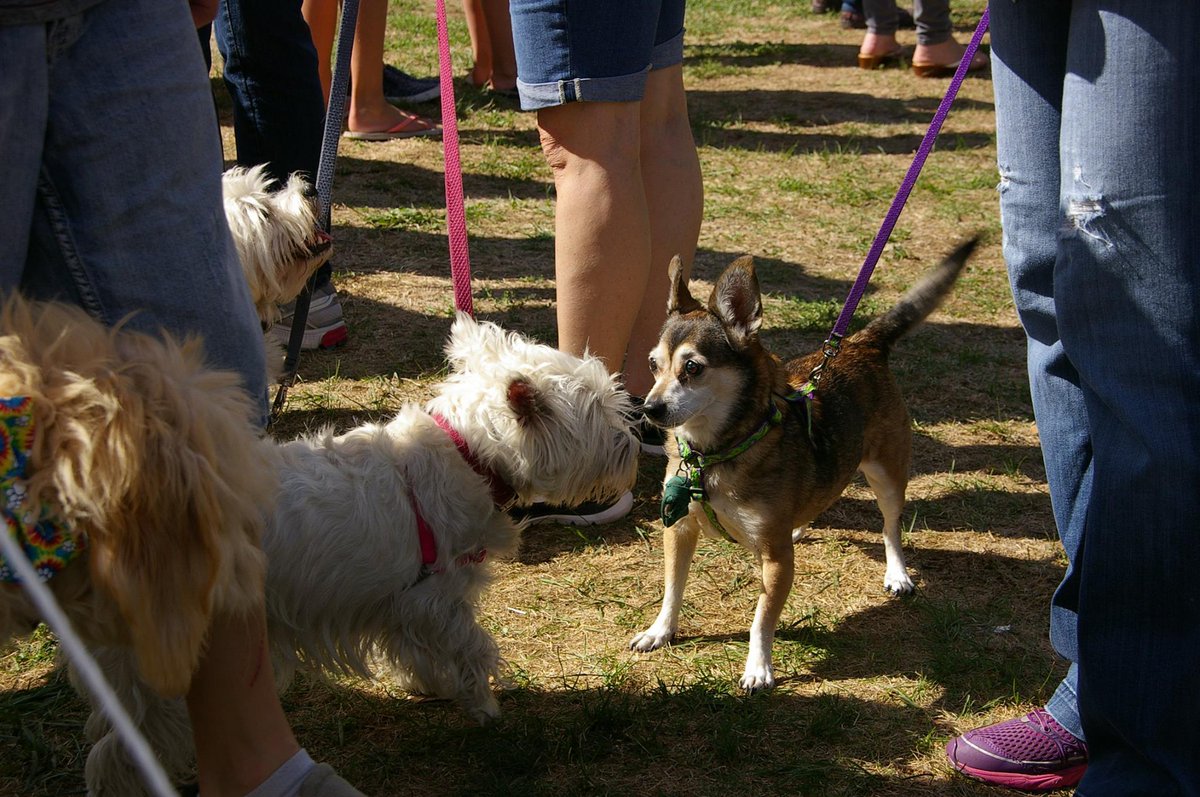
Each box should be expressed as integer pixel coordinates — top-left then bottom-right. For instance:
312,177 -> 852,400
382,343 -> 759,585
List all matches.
221,164 -> 333,326
82,314 -> 640,794
0,169 -> 332,793
631,240 -> 977,690
264,314 -> 639,719
0,296 -> 276,698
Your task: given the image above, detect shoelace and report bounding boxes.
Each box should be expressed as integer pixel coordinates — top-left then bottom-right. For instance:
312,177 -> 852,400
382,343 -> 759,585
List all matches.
1025,711 -> 1086,760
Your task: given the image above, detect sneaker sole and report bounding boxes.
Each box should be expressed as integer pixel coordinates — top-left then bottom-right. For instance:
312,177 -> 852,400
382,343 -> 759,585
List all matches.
523,491 -> 633,527
952,761 -> 1087,792
270,323 -> 348,351
640,441 -> 666,457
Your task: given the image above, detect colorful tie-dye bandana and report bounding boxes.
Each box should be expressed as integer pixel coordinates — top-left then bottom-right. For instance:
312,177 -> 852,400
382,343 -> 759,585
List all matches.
0,396 -> 82,584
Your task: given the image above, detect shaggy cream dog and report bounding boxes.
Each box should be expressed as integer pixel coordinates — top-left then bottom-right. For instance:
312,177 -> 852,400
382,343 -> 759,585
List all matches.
0,295 -> 276,698
2,168 -> 332,793
1,167 -> 325,694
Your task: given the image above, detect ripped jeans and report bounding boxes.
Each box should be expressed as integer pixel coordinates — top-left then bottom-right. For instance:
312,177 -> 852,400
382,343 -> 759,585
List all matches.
991,2 -> 1200,794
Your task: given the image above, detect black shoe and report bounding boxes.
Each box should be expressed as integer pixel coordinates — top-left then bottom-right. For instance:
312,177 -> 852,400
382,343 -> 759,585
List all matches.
636,417 -> 666,457
509,491 -> 633,526
629,396 -> 666,456
383,65 -> 440,104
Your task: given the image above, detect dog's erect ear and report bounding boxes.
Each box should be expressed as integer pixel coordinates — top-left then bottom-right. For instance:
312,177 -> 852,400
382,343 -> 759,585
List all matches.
507,377 -> 545,426
709,255 -> 762,347
666,255 -> 703,316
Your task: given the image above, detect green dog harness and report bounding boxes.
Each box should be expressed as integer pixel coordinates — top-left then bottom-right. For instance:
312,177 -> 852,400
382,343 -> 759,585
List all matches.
0,397 -> 82,584
660,384 -> 817,541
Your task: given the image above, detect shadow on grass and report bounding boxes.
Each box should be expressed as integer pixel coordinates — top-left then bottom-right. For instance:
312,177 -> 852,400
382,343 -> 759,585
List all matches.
0,670 -> 89,797
689,90 -> 994,156
0,666 -> 1028,796
277,676 -> 1023,797
685,37 -> 992,72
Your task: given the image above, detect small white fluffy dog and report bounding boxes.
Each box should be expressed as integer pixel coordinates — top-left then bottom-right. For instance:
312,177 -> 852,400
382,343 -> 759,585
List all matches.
221,165 -> 333,325
265,314 -> 640,719
83,314 -> 641,794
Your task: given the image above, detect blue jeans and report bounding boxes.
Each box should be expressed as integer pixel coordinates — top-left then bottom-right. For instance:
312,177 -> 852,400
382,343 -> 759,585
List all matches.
0,0 -> 267,423
510,0 -> 685,109
214,0 -> 332,288
862,0 -> 951,45
991,2 -> 1200,794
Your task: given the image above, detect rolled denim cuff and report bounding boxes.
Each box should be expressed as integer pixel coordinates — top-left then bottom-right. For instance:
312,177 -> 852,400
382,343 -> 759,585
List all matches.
1045,664 -> 1085,742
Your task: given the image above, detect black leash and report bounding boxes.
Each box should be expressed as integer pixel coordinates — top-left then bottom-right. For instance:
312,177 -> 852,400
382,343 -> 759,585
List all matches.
269,0 -> 361,426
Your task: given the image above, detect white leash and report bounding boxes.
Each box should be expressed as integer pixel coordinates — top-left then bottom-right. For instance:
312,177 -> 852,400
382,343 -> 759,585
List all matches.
0,529 -> 176,797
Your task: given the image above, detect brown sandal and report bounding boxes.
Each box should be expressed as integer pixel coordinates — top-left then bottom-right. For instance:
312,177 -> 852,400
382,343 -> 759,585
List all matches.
912,49 -> 990,78
858,47 -> 904,70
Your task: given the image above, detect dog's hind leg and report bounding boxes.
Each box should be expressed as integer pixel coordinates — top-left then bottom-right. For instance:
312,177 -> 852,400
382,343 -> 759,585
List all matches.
383,595 -> 502,724
740,534 -> 795,692
630,513 -> 702,652
860,458 -> 916,595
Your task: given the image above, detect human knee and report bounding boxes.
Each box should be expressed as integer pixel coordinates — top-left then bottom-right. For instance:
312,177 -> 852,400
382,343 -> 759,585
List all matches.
537,105 -> 641,179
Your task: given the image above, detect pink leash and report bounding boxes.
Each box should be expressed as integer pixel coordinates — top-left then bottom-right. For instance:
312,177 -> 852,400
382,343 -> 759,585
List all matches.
435,0 -> 474,317
415,9 -> 481,568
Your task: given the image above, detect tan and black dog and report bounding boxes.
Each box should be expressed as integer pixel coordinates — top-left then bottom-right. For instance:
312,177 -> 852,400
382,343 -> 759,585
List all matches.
630,239 -> 977,690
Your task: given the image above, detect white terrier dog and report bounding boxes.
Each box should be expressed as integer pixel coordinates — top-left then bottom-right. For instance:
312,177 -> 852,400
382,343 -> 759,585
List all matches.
82,314 -> 640,794
265,314 -> 640,720
221,165 -> 333,325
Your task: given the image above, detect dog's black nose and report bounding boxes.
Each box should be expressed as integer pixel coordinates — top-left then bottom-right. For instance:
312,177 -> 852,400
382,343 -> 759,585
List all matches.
301,181 -> 319,200
641,399 -> 668,424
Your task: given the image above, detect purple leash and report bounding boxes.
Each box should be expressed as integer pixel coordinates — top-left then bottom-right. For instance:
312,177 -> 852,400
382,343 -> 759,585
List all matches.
815,6 -> 990,380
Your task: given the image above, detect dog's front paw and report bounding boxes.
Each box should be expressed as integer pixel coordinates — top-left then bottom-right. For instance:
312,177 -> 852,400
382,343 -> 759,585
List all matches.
884,569 -> 916,596
739,661 -> 776,692
466,693 -> 502,725
629,626 -> 674,653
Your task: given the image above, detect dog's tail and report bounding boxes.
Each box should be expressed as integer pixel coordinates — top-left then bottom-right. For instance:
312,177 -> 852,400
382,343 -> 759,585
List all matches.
859,236 -> 978,349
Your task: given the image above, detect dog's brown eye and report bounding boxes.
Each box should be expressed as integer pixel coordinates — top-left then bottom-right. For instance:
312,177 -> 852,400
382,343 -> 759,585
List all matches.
648,355 -> 658,373
684,359 -> 703,377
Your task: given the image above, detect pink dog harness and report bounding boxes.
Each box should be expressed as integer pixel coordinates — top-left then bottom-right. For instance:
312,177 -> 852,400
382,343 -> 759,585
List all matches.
408,413 -> 516,579
0,397 -> 83,584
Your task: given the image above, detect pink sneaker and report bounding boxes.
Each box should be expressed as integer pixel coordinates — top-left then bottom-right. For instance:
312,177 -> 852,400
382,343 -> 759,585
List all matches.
946,709 -> 1088,792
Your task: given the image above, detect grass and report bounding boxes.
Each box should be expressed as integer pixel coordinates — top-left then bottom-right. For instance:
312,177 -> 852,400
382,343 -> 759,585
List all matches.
0,1 -> 1077,795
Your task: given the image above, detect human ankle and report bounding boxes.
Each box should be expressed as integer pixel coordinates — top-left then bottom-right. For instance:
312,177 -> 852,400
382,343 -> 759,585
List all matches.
860,32 -> 899,54
244,748 -> 316,797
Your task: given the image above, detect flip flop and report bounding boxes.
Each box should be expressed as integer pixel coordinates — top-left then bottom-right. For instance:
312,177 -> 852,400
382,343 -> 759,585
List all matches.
343,115 -> 441,141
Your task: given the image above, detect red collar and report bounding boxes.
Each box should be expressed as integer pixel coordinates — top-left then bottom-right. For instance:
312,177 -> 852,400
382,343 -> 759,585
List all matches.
412,495 -> 487,573
430,413 -> 517,510
409,413 -> 514,573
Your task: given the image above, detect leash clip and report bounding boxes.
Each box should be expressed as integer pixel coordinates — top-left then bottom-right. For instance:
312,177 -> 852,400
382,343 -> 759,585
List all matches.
807,333 -> 843,389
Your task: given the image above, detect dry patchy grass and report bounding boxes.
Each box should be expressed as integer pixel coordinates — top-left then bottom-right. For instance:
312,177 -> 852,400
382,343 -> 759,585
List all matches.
0,2 -> 1074,795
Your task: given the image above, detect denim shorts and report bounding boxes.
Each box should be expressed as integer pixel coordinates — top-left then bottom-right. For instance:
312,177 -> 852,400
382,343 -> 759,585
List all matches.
511,0 -> 686,109
0,0 -> 269,425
